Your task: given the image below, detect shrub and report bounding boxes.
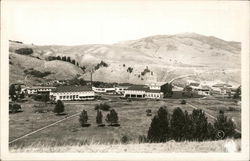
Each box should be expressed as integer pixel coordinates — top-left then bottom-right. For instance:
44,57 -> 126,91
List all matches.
9,103 -> 22,113
54,100 -> 65,114
147,106 -> 170,142
24,68 -> 51,78
79,110 -> 89,127
106,109 -> 119,126
146,109 -> 152,116
15,48 -> 33,55
121,135 -> 129,144
181,100 -> 186,104
213,110 -> 236,139
127,67 -> 133,73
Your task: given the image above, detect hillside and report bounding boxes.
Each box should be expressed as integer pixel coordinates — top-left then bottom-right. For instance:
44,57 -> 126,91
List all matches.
9,33 -> 241,85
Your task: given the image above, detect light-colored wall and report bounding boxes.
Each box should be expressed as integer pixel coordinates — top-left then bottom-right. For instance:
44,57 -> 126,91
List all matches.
50,91 -> 95,101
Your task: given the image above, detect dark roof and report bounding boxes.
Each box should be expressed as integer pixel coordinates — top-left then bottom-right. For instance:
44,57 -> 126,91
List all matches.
52,86 -> 92,93
145,89 -> 162,93
127,85 -> 149,91
118,83 -> 133,87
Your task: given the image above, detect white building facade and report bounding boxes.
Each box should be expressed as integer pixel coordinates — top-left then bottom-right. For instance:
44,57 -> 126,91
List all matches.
50,86 -> 95,101
27,87 -> 56,95
124,85 -> 163,99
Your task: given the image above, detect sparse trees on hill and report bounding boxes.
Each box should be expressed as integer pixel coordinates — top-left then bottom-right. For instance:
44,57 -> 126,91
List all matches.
54,100 -> 65,114
79,110 -> 89,127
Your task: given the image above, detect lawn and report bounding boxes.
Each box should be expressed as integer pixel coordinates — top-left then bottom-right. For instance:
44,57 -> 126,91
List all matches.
9,96 -> 241,149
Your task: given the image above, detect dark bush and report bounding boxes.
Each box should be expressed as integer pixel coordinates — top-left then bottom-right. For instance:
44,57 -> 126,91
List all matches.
9,103 -> 22,113
121,135 -> 129,144
181,100 -> 186,104
96,109 -> 103,125
127,67 -> 133,73
15,48 -> 33,55
54,100 -> 65,114
24,68 -> 51,78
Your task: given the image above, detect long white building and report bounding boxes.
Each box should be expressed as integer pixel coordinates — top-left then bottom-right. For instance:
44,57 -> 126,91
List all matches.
124,85 -> 163,99
50,85 -> 95,101
26,86 -> 56,95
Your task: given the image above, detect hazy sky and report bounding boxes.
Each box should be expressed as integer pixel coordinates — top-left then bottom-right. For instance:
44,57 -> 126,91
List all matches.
4,0 -> 249,45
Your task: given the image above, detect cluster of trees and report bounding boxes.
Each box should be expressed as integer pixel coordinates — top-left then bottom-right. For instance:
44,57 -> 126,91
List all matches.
147,106 -> 238,143
24,68 -> 51,78
160,83 -> 173,98
47,56 -> 86,72
15,48 -> 33,55
79,105 -> 119,127
9,84 -> 25,101
94,60 -> 108,70
68,76 -> 86,86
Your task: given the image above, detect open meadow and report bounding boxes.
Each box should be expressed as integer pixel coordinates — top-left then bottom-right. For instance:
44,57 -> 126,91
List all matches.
9,96 -> 241,152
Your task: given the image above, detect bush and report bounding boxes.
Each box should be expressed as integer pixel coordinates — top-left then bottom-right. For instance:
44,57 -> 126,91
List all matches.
106,109 -> 119,126
127,67 -> 133,73
24,68 -> 51,78
9,103 -> 22,113
79,110 -> 90,127
147,106 -> 170,142
181,100 -> 186,104
54,100 -> 65,114
146,109 -> 152,116
121,135 -> 129,144
15,48 -> 33,55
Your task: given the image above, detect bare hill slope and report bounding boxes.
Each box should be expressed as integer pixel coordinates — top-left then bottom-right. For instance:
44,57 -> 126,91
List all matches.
9,33 -> 241,85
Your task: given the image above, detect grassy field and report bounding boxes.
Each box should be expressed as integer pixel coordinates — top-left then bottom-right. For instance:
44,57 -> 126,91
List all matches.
10,139 -> 241,153
9,96 -> 241,151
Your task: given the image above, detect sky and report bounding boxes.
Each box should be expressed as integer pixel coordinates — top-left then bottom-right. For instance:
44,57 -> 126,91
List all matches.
4,0 -> 249,45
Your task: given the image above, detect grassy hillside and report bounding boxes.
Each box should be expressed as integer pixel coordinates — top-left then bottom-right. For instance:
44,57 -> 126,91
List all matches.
10,139 -> 241,153
9,33 -> 241,85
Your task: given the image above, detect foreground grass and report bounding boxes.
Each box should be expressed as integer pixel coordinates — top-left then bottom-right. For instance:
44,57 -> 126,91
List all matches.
10,139 -> 241,153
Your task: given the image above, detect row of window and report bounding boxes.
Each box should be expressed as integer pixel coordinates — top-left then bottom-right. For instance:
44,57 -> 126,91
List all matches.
59,95 -> 78,99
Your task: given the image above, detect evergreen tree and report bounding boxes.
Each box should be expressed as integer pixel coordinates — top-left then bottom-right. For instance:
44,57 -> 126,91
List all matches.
170,107 -> 187,141
57,56 -> 61,60
147,106 -> 170,142
62,56 -> 67,61
96,109 -> 103,124
54,100 -> 65,114
189,109 -> 209,141
67,57 -> 71,62
233,86 -> 241,99
79,110 -> 89,127
160,83 -> 173,98
71,59 -> 76,65
106,109 -> 119,125
214,110 -> 236,139
76,62 -> 79,66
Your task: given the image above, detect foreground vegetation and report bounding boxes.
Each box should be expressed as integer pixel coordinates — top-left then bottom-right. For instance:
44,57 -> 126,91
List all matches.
10,139 -> 241,153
